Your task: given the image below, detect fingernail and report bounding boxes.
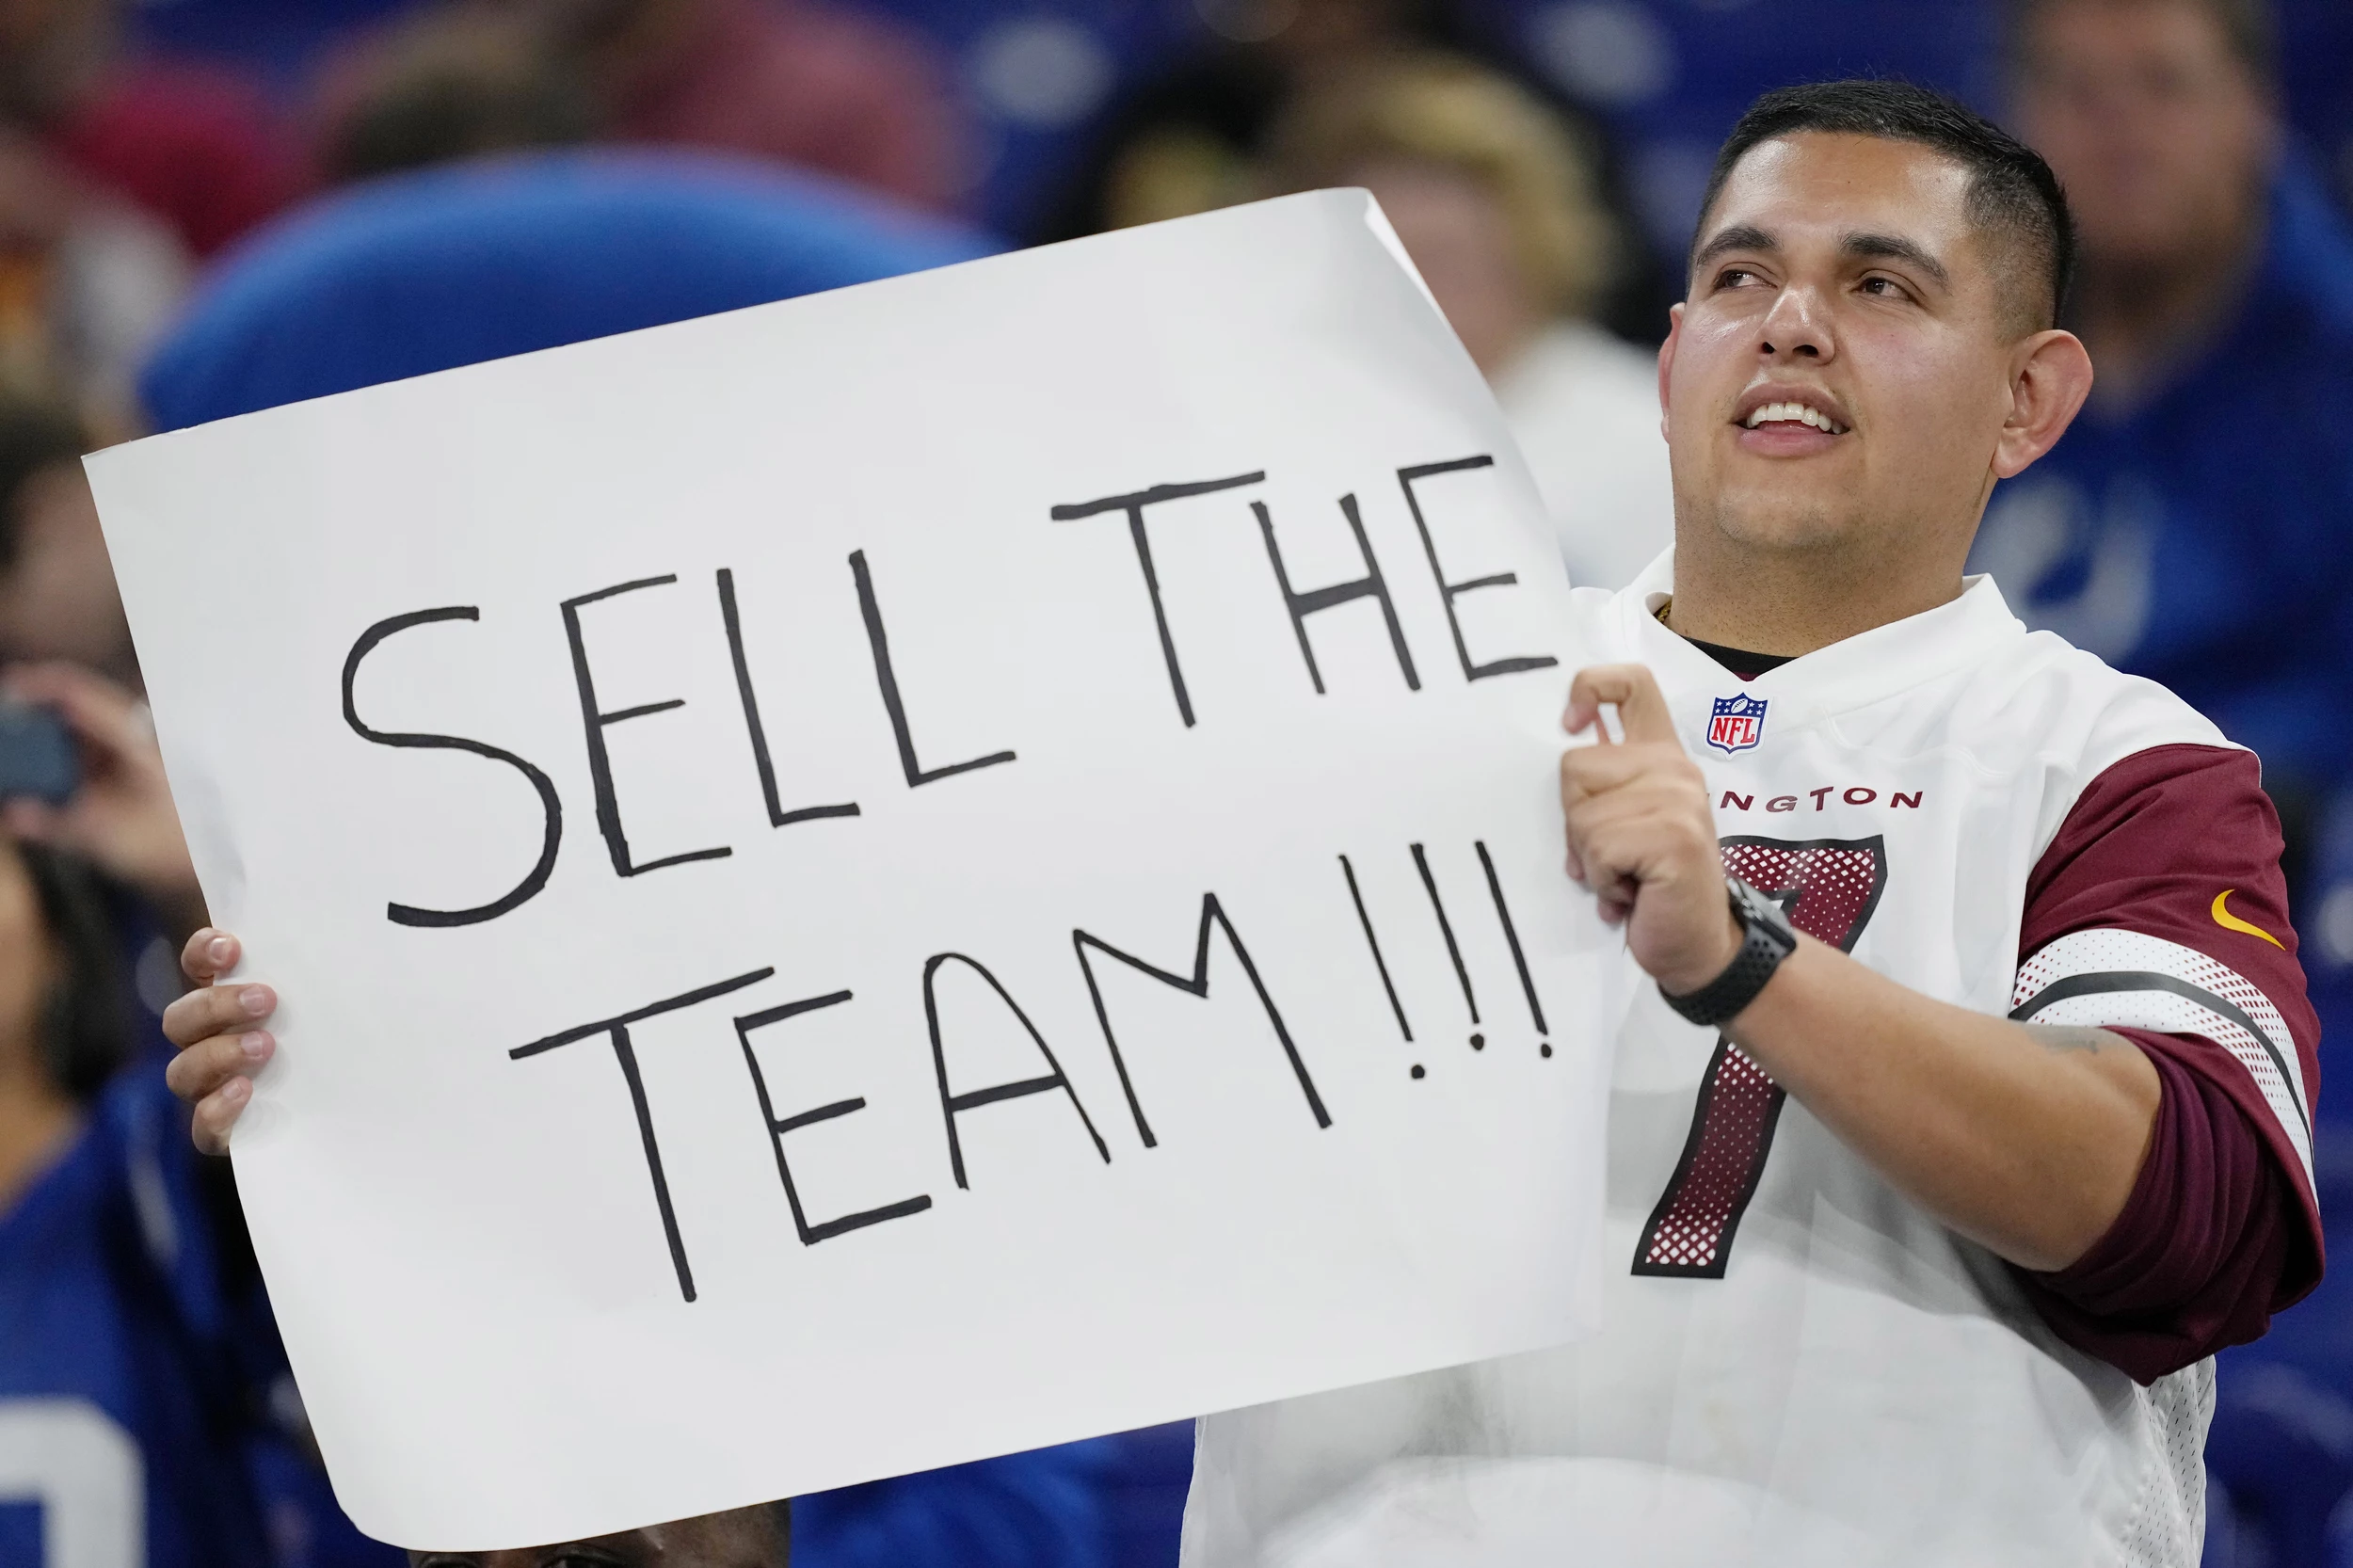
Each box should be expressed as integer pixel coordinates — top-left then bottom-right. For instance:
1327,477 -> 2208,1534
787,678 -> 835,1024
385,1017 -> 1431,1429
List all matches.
240,1031 -> 271,1061
239,984 -> 270,1016
220,1077 -> 250,1104
208,936 -> 232,968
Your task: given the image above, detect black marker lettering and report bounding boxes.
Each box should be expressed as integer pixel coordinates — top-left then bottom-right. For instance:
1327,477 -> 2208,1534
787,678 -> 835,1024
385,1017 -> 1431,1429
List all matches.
1398,456 -> 1561,683
1412,843 -> 1481,1035
1049,472 -> 1265,728
562,574 -> 732,877
1340,854 -> 1412,1042
922,954 -> 1110,1190
735,989 -> 932,1245
1073,893 -> 1330,1147
342,607 -> 563,927
716,568 -> 860,829
1477,840 -> 1548,1036
1254,495 -> 1418,695
850,552 -> 1016,788
511,968 -> 776,1303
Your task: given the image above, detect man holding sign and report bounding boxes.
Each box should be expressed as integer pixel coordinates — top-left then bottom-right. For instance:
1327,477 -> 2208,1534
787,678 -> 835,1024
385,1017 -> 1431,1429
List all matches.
1167,81 -> 2316,1565
152,80 -> 2311,1565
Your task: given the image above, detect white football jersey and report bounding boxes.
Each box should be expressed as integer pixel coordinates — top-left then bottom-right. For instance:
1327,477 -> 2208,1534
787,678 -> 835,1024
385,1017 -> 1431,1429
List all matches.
1182,556 -> 2322,1568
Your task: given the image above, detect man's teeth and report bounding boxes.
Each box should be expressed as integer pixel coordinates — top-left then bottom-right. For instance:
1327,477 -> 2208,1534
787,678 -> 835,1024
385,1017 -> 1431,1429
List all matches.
1743,401 -> 1844,433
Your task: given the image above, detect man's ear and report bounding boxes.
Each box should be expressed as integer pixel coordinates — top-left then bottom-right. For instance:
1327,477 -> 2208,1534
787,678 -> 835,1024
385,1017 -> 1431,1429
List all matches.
1993,328 -> 2093,480
1657,302 -> 1685,444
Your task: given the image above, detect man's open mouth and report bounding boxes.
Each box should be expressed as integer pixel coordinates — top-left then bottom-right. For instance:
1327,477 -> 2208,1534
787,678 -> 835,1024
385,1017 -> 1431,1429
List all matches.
1740,400 -> 1849,435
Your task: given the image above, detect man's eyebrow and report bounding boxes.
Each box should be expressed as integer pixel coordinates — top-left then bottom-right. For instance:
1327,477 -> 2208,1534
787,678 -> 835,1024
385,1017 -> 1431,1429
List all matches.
1692,223 -> 1776,270
1842,232 -> 1951,287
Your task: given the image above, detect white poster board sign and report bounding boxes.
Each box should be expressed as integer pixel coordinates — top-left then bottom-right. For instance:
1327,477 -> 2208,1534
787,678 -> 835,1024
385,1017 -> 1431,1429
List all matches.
89,190 -> 1619,1550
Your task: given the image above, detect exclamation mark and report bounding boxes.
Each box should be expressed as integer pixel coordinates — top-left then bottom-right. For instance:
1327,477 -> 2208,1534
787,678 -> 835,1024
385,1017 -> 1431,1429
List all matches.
1341,855 -> 1422,1080
1411,843 -> 1482,1050
1476,840 -> 1551,1058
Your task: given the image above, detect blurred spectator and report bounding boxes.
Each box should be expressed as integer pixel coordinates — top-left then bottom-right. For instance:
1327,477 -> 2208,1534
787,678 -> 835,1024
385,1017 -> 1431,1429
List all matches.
1042,0 -> 1427,236
0,833 -> 269,1568
1978,0 -> 2353,894
0,398 -> 136,687
1034,0 -> 1667,344
408,1507 -> 789,1568
546,0 -> 966,211
0,836 -> 136,1211
0,654 -> 394,1568
0,132 -> 184,439
315,0 -> 968,211
1995,17 -> 2353,1550
1267,54 -> 1670,587
139,149 -> 994,430
0,0 -> 299,258
791,1443 -> 1108,1566
2316,792 -> 2353,1004
3,662 -> 208,942
390,1439 -> 1112,1565
310,4 -> 596,185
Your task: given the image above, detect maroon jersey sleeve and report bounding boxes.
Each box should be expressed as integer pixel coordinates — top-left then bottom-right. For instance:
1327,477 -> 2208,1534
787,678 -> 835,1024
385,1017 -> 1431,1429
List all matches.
2007,744 -> 2323,1383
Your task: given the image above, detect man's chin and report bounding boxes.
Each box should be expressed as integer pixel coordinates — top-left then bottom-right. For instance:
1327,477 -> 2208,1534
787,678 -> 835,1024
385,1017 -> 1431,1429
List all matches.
1695,498 -> 1864,556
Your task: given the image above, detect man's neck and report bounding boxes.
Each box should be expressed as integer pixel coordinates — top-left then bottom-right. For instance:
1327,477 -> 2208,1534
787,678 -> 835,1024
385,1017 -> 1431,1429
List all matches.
1662,531 -> 1967,657
2073,200 -> 2265,412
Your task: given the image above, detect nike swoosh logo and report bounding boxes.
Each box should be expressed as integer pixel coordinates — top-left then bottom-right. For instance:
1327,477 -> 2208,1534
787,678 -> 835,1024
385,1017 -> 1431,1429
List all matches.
2212,889 -> 2284,949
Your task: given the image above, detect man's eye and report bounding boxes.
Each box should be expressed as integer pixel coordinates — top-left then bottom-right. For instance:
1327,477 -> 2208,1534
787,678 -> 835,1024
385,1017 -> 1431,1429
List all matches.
1715,267 -> 1758,289
1859,276 -> 1908,299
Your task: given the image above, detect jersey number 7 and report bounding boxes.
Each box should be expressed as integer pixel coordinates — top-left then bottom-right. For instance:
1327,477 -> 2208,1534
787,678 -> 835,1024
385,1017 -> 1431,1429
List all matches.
1631,834 -> 1889,1279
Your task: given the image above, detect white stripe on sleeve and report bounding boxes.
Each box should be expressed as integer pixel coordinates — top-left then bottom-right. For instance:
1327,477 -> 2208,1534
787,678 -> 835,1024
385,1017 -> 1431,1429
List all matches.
2010,927 -> 2312,1190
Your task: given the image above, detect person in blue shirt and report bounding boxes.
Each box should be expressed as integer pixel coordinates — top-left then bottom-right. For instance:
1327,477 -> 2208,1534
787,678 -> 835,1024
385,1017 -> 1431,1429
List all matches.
0,638 -> 405,1568
6,675 -> 1104,1568
1989,5 -> 2353,1556
398,1446 -> 1110,1568
0,814 -> 296,1568
1976,0 -> 2353,897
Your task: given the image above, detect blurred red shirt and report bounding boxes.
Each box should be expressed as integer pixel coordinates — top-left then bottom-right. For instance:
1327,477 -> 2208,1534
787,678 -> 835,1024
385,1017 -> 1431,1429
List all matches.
50,59 -> 302,259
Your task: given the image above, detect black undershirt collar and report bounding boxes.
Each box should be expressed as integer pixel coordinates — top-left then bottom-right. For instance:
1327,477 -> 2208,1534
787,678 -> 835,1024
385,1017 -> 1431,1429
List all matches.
1651,599 -> 1796,680
1681,636 -> 1794,681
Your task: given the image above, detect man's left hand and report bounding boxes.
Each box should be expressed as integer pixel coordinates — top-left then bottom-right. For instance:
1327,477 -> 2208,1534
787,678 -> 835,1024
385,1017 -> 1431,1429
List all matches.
1561,664 -> 1743,996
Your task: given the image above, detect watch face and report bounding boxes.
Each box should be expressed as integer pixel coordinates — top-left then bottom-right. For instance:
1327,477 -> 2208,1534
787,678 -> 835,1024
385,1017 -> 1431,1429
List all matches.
1731,878 -> 1797,942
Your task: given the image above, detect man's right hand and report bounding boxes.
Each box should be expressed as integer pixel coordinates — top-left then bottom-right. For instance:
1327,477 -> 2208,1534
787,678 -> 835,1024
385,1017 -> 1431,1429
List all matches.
162,927 -> 275,1154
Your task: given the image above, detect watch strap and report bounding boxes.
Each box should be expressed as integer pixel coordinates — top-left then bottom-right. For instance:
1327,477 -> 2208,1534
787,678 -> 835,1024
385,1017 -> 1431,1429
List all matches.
1659,879 -> 1798,1028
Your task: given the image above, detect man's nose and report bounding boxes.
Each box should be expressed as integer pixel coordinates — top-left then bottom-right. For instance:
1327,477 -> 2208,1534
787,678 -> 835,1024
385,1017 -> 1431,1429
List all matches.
1757,285 -> 1833,361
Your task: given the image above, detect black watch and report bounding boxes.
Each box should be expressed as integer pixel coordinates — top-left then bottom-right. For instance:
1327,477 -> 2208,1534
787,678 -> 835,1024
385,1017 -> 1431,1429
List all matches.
1659,877 -> 1799,1027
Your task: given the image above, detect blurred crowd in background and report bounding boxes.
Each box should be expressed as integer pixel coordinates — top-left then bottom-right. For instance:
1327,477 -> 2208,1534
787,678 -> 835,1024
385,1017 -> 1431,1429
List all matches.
3,0 -> 2353,1564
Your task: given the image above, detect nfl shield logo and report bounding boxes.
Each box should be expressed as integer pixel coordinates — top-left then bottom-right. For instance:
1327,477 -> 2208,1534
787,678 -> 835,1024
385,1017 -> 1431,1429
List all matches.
1705,693 -> 1768,755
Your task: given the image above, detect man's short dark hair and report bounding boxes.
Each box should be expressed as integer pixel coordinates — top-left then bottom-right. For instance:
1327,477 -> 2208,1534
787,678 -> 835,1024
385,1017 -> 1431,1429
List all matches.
1692,79 -> 2076,336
